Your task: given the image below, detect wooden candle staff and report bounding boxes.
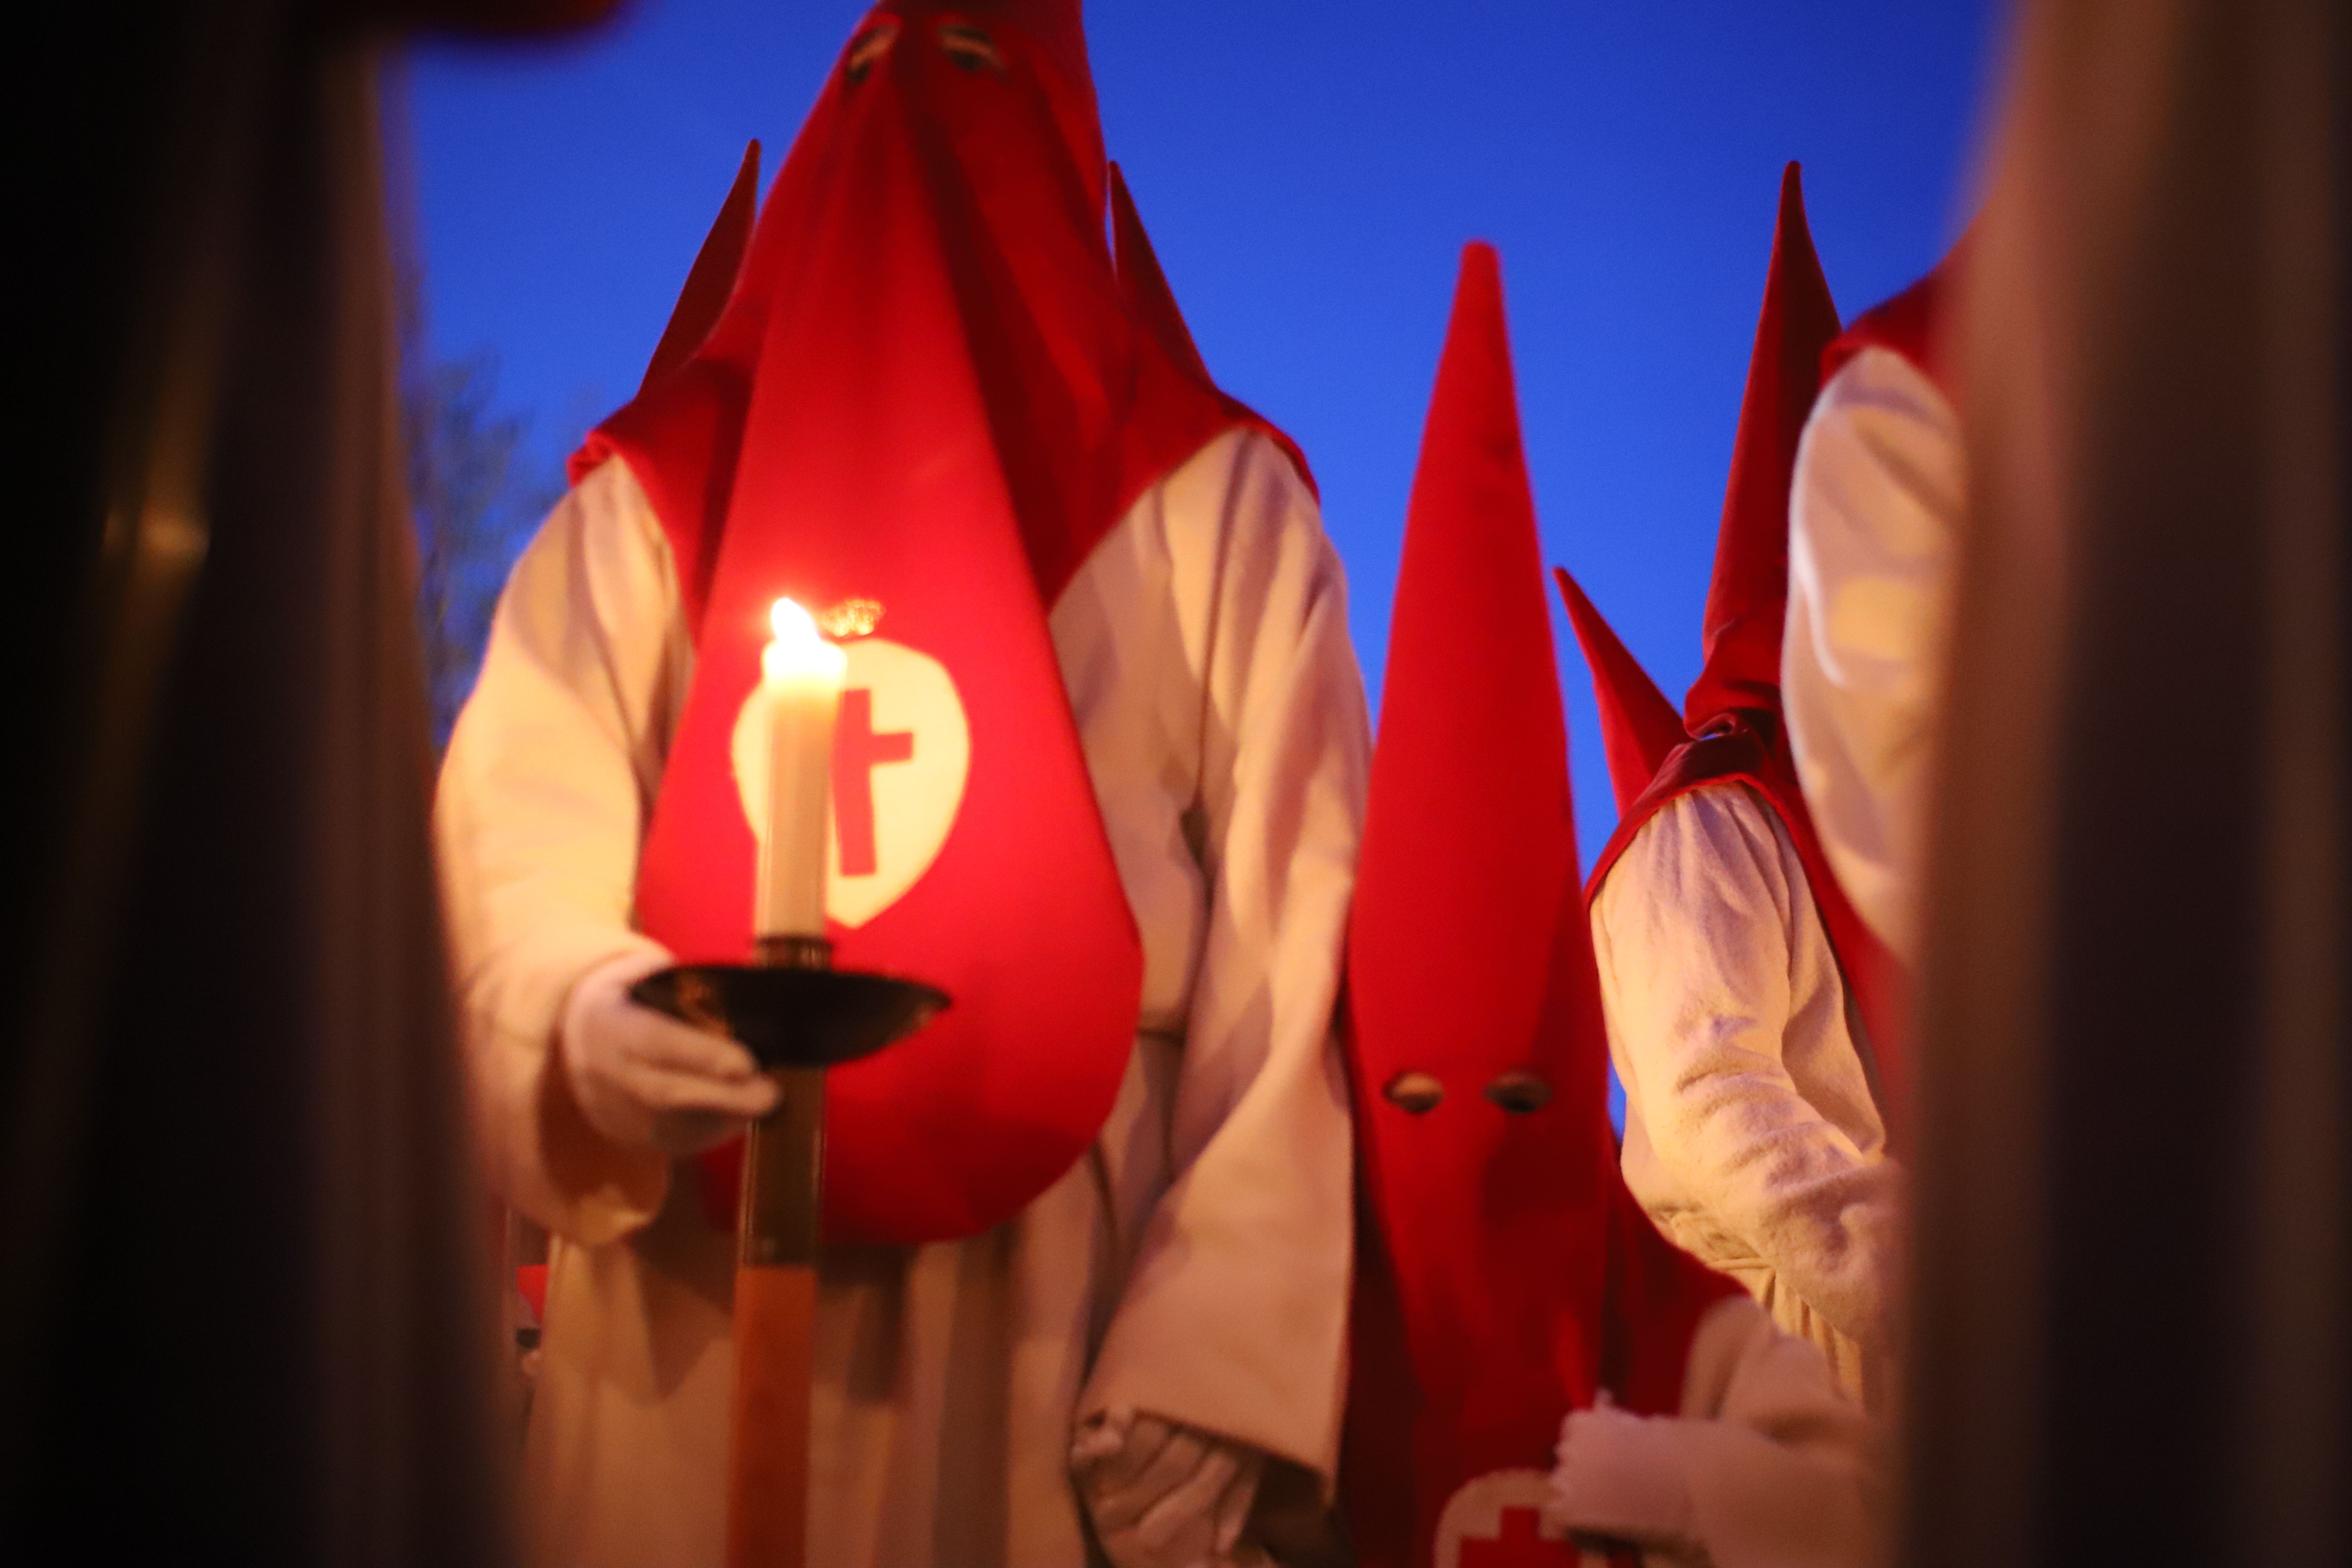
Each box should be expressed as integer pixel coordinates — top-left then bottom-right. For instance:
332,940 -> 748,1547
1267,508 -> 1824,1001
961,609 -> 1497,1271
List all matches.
642,954 -> 943,1568
726,937 -> 831,1568
633,600 -> 945,1568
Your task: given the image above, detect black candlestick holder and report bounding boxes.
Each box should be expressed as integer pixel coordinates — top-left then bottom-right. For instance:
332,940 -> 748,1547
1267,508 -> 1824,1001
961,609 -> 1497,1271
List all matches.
629,939 -> 947,1265
629,941 -> 948,1073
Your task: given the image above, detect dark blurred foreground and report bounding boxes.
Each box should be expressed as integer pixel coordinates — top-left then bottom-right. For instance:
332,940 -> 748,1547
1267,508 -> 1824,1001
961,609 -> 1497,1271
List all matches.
2,2 -> 616,1562
1907,3 -> 2350,1561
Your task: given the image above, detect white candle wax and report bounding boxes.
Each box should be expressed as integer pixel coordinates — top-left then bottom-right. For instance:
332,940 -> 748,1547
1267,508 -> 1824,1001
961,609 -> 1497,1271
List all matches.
756,598 -> 849,937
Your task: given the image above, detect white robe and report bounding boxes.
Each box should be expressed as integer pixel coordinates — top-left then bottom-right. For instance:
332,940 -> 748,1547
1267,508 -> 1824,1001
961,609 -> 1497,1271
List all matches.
1590,788 -> 1903,1407
435,428 -> 1368,1567
1782,346 -> 1967,965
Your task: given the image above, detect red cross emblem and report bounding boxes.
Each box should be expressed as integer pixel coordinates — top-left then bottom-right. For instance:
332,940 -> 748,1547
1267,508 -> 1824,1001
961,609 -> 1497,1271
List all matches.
1434,1471 -> 1606,1568
831,687 -> 914,877
729,632 -> 972,929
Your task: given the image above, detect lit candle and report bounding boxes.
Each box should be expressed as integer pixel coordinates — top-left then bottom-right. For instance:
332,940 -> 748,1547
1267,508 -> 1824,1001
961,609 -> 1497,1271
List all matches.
756,598 -> 849,938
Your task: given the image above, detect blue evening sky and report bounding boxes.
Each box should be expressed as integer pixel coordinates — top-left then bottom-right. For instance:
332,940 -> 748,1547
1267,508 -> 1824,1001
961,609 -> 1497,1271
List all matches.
402,0 -> 2002,865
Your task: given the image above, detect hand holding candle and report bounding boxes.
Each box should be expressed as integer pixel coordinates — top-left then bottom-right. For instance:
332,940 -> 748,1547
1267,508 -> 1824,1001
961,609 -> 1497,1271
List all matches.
758,598 -> 849,939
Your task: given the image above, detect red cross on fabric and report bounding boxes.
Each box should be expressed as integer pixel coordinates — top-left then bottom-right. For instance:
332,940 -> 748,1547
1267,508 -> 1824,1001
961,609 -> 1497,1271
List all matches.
1458,1508 -> 1583,1567
831,687 -> 914,877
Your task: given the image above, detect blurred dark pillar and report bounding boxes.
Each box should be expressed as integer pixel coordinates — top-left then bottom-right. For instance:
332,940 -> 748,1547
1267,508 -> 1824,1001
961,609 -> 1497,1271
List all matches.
1906,2 -> 2350,1564
2,0 -> 619,1562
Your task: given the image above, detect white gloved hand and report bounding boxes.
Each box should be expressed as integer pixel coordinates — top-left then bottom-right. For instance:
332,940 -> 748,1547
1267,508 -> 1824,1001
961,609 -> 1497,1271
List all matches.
1071,1409 -> 1265,1568
559,949 -> 779,1155
1546,1395 -> 1695,1551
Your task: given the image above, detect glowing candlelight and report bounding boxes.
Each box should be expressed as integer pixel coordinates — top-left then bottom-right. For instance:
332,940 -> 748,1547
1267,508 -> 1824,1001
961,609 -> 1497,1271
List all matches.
757,598 -> 849,938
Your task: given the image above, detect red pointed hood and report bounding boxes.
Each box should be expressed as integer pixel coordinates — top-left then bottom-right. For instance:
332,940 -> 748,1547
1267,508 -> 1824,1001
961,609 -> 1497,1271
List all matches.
1354,241 -> 1581,1148
1554,568 -> 1683,815
566,1 -> 1297,1245
1682,162 -> 1842,734
639,140 -> 761,394
1343,244 -> 1740,1568
573,0 -> 1254,626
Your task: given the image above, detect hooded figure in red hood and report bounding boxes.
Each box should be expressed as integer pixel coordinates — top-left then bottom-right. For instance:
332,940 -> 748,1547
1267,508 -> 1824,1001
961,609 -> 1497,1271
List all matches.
1345,243 -> 1879,1568
1568,167 -> 1909,1412
433,5 -> 1368,1563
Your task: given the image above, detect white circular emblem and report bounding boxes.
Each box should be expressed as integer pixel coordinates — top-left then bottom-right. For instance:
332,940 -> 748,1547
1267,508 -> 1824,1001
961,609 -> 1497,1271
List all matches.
1432,1469 -> 1598,1567
731,636 -> 972,929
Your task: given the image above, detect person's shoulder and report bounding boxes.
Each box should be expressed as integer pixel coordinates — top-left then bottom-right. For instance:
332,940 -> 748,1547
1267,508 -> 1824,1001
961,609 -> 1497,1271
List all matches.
552,455 -> 674,562
494,455 -> 677,622
568,452 -> 654,523
1813,346 -> 1960,450
1154,427 -> 1320,533
1609,781 -> 1801,916
1648,777 -> 1782,847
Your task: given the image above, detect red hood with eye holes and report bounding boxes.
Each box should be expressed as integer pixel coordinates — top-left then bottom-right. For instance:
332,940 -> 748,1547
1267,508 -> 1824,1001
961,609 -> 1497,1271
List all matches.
568,1 -> 1305,1246
1341,243 -> 1744,1568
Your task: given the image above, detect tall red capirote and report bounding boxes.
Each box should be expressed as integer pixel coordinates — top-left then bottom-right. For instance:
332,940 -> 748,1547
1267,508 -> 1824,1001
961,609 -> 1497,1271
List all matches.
1683,161 -> 1844,735
1343,242 -> 1739,1568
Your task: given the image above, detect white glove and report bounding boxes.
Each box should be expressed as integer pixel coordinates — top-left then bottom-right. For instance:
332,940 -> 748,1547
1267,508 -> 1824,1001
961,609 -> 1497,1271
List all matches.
559,949 -> 778,1155
1071,1409 -> 1265,1568
1546,1395 -> 1695,1552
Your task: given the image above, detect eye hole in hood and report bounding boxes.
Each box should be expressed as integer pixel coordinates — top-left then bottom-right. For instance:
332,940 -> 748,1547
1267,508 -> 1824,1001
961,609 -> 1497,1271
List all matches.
937,22 -> 1004,74
845,18 -> 899,83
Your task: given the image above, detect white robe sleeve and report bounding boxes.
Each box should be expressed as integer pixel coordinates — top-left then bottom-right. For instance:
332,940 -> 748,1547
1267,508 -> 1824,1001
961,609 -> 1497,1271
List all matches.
1592,787 -> 1902,1363
1548,1298 -> 1886,1568
1782,346 -> 1965,965
1073,432 -> 1369,1485
435,458 -> 691,1246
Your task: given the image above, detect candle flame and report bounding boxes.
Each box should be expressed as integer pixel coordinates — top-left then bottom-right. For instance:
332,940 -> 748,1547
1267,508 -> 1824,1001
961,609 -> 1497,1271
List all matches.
763,596 -> 849,687
770,596 -> 822,647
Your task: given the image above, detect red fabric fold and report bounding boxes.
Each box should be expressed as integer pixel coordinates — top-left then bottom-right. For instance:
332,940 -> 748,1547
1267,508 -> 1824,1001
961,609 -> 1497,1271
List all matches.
514,1264 -> 549,1325
1554,568 -> 1684,815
